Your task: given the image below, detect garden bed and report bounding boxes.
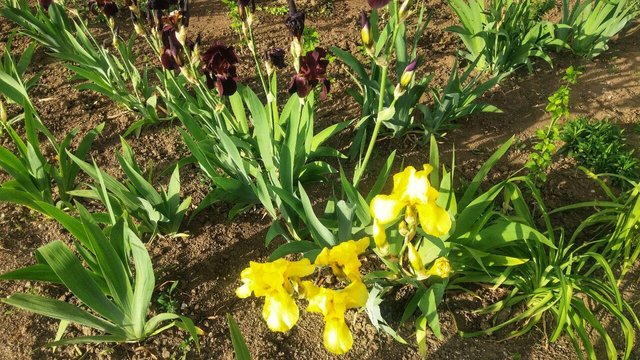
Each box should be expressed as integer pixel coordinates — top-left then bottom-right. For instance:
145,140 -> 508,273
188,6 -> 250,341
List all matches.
0,0 -> 639,358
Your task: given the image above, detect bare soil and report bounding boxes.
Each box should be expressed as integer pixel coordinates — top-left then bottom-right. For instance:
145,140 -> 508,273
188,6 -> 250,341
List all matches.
0,0 -> 639,359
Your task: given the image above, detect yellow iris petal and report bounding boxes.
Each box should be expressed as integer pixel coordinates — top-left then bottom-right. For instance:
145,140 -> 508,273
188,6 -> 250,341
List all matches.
324,316 -> 353,355
314,238 -> 370,281
262,293 -> 300,333
372,220 -> 388,249
416,202 -> 452,237
370,194 -> 404,225
391,165 -> 434,205
406,242 -> 424,274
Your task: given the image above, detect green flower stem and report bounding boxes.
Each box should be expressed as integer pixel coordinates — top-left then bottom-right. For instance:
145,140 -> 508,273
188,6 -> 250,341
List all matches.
353,64 -> 388,188
246,19 -> 269,98
353,3 -> 403,188
271,73 -> 281,141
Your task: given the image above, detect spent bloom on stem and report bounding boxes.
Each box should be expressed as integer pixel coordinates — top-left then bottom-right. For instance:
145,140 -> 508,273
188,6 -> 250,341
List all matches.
236,258 -> 315,332
314,238 -> 370,282
302,281 -> 369,354
370,165 -> 451,251
288,47 -> 331,99
201,44 -> 239,96
284,0 -> 305,39
264,47 -> 286,75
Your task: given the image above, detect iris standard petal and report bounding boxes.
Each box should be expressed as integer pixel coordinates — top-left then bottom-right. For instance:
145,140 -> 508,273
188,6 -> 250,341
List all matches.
370,194 -> 404,225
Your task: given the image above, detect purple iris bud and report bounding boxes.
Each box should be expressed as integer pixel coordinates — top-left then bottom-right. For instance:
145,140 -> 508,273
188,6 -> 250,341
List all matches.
368,0 -> 390,9
39,0 -> 53,10
180,0 -> 190,26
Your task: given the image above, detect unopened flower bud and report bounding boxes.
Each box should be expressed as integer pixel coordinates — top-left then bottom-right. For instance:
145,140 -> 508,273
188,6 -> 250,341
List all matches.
406,243 -> 424,275
398,0 -> 411,19
360,11 -> 374,55
180,66 -> 196,83
290,37 -> 302,72
405,205 -> 417,226
400,59 -> 417,88
134,22 -> 144,36
394,59 -> 417,99
176,26 -> 188,47
0,99 -> 6,123
246,11 -> 253,26
426,257 -> 452,278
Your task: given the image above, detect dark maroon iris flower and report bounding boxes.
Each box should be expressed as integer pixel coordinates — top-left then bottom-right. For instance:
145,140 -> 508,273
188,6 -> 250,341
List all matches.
201,44 -> 239,96
368,0 -> 390,9
102,2 -> 118,17
288,47 -> 330,99
159,24 -> 184,70
89,0 -> 118,17
264,48 -> 286,69
147,0 -> 177,10
39,0 -> 53,11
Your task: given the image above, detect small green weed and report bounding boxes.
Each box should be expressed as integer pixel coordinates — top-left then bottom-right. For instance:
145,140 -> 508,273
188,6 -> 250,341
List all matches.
561,117 -> 639,182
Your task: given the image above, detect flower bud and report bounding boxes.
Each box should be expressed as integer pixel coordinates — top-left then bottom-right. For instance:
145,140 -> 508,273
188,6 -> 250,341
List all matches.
426,257 -> 452,278
398,0 -> 411,19
360,11 -> 374,54
406,243 -> 424,275
180,66 -> 196,83
290,38 -> 302,72
405,205 -> 417,226
176,26 -> 188,47
400,59 -> 417,88
0,99 -> 7,123
394,59 -> 417,99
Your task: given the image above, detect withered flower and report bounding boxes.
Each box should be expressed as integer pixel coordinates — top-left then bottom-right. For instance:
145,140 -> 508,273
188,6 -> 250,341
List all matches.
288,47 -> 330,99
265,48 -> 286,68
201,44 -> 239,96
284,0 -> 305,39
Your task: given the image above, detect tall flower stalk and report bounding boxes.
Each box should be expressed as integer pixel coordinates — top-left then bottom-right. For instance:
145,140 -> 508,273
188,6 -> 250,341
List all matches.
352,0 -> 412,187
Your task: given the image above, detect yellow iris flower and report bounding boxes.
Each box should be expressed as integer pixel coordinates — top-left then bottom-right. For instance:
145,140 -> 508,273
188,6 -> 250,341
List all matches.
370,165 -> 452,249
314,237 -> 370,282
302,280 -> 369,354
236,258 -> 315,332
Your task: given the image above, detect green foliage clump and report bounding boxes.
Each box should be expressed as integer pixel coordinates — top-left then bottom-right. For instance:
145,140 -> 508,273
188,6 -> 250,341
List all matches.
561,117 -> 639,181
560,0 -> 639,59
447,0 -> 560,74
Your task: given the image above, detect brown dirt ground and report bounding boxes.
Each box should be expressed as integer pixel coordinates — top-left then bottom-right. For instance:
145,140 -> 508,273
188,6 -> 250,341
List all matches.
0,0 -> 639,358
